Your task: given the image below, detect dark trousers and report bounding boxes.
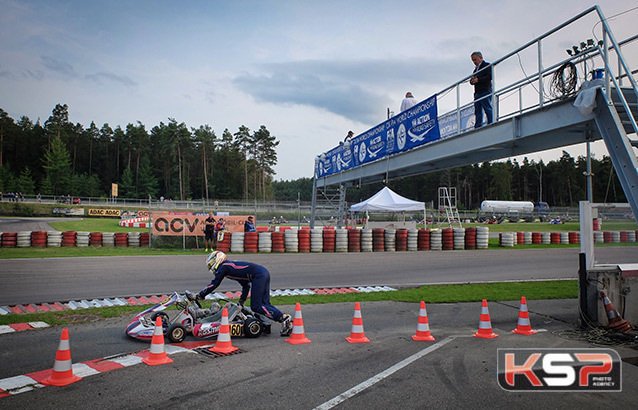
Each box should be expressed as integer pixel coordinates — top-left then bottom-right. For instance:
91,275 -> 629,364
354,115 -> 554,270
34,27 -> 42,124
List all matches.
474,91 -> 493,128
249,266 -> 284,322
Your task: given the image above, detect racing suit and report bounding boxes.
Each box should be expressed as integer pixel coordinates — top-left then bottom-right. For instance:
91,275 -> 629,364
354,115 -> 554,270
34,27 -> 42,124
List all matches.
198,261 -> 285,322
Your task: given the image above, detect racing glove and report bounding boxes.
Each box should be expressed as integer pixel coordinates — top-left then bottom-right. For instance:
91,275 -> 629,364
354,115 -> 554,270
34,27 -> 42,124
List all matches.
238,299 -> 246,306
196,293 -> 205,301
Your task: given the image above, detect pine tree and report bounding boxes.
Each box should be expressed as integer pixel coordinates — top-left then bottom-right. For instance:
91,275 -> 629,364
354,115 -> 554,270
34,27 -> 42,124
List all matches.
119,167 -> 135,198
42,135 -> 72,196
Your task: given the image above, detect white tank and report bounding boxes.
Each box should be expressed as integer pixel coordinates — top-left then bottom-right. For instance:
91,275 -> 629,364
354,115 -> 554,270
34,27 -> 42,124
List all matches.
480,200 -> 534,214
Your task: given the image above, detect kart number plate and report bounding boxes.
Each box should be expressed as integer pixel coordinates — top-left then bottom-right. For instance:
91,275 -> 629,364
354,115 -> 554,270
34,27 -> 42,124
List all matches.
230,323 -> 242,336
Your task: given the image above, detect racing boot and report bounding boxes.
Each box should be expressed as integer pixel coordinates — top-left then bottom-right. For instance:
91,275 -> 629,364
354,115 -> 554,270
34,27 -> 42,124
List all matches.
280,313 -> 293,337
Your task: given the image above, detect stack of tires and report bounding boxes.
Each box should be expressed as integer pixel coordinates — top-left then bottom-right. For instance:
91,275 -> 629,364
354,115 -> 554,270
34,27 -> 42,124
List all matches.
335,229 -> 348,252
2,232 -> 17,247
217,232 -> 231,252
361,229 -> 373,252
418,229 -> 430,250
602,231 -> 612,243
140,232 -> 150,246
464,227 -> 476,250
516,232 -> 524,245
550,232 -> 560,244
524,232 -> 532,245
593,231 -> 604,243
348,229 -> 361,252
90,232 -> 103,247
395,229 -> 408,251
612,231 -> 620,243
47,231 -> 62,247
310,228 -> 323,253
372,229 -> 385,252
323,228 -> 336,252
231,232 -> 245,253
102,232 -> 115,247
17,231 -> 31,247
541,232 -> 551,245
568,232 -> 579,244
384,229 -> 396,252
31,231 -> 47,247
442,228 -> 454,250
476,227 -> 489,249
272,232 -> 285,253
430,229 -> 442,250
62,231 -> 77,247
127,232 -> 140,247
284,229 -> 299,253
244,232 -> 259,253
453,228 -> 465,250
114,232 -> 128,247
258,232 -> 272,253
407,229 -> 418,251
560,232 -> 569,244
298,229 -> 311,253
628,231 -> 636,242
532,232 -> 542,244
500,232 -> 515,247
76,232 -> 91,247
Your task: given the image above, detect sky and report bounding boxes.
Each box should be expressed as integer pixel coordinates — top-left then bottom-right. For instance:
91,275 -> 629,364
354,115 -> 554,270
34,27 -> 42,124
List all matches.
1,0 -> 637,181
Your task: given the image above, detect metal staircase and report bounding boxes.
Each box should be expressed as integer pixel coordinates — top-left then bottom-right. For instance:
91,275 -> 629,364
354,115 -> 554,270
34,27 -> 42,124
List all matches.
437,187 -> 462,228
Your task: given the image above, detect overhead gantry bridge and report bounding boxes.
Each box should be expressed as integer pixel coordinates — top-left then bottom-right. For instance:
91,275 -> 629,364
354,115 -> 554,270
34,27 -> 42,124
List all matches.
310,5 -> 638,228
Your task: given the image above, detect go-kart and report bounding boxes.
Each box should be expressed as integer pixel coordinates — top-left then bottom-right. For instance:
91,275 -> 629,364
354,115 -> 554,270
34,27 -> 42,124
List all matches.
125,291 -> 271,343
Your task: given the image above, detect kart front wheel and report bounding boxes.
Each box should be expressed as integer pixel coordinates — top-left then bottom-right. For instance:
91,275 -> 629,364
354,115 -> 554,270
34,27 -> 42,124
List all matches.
167,323 -> 187,343
243,318 -> 263,338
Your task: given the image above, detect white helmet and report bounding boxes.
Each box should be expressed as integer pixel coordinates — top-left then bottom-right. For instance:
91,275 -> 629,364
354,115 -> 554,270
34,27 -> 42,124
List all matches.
206,250 -> 227,273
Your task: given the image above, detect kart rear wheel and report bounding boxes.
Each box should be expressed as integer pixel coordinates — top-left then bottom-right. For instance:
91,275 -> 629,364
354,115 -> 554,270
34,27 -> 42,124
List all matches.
150,312 -> 170,329
243,318 -> 263,338
167,323 -> 187,343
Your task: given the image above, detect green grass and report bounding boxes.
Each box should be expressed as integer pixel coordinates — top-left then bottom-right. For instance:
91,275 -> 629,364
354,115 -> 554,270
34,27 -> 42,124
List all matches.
0,280 -> 577,326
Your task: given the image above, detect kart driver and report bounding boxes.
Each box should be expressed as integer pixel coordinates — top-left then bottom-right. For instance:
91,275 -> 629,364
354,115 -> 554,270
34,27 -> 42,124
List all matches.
197,251 -> 293,336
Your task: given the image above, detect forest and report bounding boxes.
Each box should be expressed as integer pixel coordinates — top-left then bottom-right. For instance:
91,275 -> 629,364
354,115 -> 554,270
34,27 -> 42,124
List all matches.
0,104 -> 627,210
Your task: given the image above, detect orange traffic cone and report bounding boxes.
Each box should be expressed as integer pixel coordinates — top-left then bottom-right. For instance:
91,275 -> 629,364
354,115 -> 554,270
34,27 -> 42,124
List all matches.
286,303 -> 311,344
41,328 -> 82,386
412,301 -> 435,341
473,299 -> 499,339
346,302 -> 370,343
601,291 -> 632,333
209,306 -> 239,354
142,316 -> 174,365
512,296 -> 537,335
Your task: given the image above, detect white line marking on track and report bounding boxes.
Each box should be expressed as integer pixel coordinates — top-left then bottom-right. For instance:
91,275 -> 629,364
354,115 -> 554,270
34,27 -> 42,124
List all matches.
314,335 -> 469,410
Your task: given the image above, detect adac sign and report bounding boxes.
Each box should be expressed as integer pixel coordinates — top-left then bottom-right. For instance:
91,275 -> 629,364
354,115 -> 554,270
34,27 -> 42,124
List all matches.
152,212 -> 205,236
89,208 -> 121,217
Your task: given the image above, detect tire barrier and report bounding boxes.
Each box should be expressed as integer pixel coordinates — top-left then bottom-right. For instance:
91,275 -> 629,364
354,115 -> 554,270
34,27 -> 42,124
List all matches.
453,228 -> 465,250
335,229 -> 348,252
114,232 -> 128,247
284,229 -> 298,253
62,231 -> 77,247
628,231 -> 636,243
127,232 -> 141,247
90,232 -> 103,247
395,229 -> 408,252
603,231 -> 612,243
118,217 -> 152,228
102,232 -> 115,247
31,231 -> 47,248
298,229 -> 311,253
322,228 -> 336,253
407,229 -> 418,251
216,232 -> 231,252
418,228 -> 430,250
560,231 -> 569,244
441,228 -> 453,251
17,231 -> 31,248
361,229 -> 373,252
516,232 -> 524,245
348,228 -> 361,252
230,232 -> 245,253
76,232 -> 90,247
500,232 -> 515,247
476,227 -> 489,249
430,229 -> 443,251
531,232 -> 542,244
140,232 -> 150,246
550,232 -> 560,244
2,232 -> 17,247
568,231 -> 579,244
244,232 -> 259,253
541,232 -> 551,245
46,231 -> 62,247
258,232 -> 272,253
612,231 -> 620,243
384,229 -> 396,252
310,228 -> 323,253
464,227 -> 476,250
593,230 -> 604,243
372,228 -> 385,252
272,232 -> 285,253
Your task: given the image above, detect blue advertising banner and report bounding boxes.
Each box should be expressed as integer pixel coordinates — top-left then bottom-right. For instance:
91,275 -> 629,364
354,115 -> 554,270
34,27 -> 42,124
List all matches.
438,105 -> 475,138
315,94 -> 440,178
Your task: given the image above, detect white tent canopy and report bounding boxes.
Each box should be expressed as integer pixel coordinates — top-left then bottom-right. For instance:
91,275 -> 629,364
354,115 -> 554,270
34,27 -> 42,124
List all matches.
350,186 -> 425,212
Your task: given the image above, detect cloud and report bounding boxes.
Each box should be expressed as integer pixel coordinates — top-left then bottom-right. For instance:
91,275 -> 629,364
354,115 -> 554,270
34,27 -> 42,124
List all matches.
40,55 -> 76,77
85,72 -> 137,87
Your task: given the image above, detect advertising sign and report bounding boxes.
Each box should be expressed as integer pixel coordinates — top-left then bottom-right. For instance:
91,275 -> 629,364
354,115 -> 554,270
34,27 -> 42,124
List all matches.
88,208 -> 122,217
151,212 -> 254,236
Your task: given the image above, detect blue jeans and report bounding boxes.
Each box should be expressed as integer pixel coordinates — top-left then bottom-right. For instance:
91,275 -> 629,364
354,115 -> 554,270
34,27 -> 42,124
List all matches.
474,91 -> 493,128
